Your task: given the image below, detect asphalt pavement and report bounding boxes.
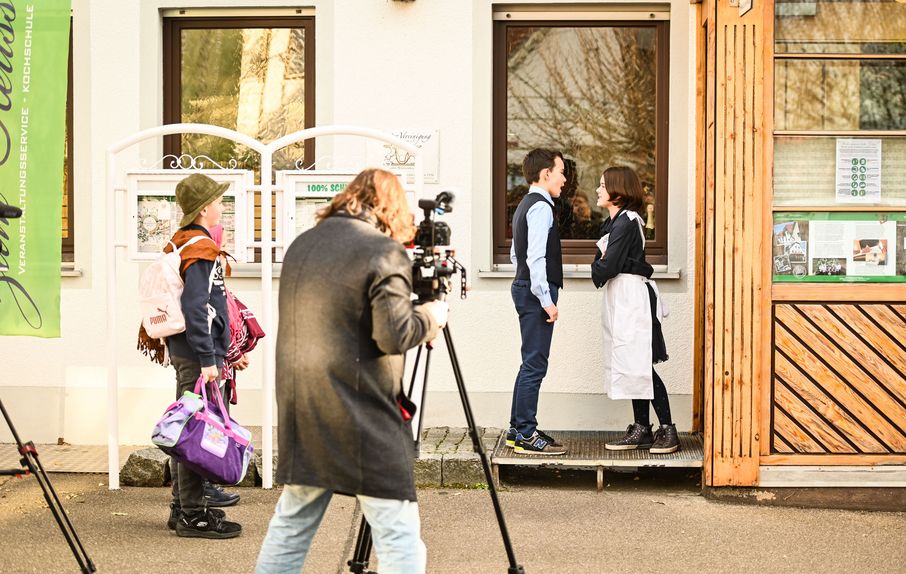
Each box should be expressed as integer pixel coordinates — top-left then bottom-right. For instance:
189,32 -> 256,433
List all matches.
0,468 -> 904,574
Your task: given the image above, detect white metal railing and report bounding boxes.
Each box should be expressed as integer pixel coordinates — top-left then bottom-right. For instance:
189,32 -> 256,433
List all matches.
106,124 -> 423,490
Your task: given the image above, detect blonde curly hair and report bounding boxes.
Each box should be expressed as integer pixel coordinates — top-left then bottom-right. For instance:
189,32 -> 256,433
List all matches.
316,168 -> 415,242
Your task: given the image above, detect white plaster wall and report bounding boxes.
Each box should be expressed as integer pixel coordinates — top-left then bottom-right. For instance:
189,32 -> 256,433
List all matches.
0,0 -> 699,445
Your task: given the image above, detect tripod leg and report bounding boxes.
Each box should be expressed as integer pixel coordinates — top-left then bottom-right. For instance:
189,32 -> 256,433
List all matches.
0,399 -> 96,573
347,515 -> 376,574
441,324 -> 525,574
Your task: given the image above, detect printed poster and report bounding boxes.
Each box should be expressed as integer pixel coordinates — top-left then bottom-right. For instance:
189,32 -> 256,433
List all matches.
774,212 -> 906,282
835,139 -> 881,204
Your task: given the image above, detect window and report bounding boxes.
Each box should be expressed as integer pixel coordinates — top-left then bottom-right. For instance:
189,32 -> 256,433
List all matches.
163,14 -> 315,261
493,14 -> 670,265
163,16 -> 315,170
772,0 -> 906,283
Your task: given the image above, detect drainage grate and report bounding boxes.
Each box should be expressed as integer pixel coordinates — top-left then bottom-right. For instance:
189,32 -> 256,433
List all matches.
490,430 -> 704,490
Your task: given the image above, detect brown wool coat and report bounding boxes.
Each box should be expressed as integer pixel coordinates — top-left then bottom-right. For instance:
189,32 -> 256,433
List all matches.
275,213 -> 439,501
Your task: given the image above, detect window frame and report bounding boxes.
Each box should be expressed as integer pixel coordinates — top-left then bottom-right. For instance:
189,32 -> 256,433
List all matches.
161,15 -> 316,166
492,18 -> 670,265
62,25 -> 74,262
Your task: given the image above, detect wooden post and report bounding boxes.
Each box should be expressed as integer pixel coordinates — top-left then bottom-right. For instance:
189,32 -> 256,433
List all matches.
695,0 -> 768,486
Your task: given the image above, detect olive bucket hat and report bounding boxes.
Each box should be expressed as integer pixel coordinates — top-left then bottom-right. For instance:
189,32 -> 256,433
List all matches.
175,173 -> 230,227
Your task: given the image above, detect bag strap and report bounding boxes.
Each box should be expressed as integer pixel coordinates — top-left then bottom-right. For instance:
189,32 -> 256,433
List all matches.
173,235 -> 216,254
193,374 -> 233,431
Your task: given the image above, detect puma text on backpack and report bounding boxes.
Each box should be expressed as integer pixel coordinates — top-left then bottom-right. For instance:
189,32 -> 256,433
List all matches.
139,236 -> 216,339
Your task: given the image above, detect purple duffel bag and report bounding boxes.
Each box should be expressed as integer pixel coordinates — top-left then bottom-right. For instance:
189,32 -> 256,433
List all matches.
152,375 -> 254,485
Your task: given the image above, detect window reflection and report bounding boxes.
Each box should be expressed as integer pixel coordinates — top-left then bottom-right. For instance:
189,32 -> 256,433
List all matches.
179,27 -> 308,171
504,26 -> 660,241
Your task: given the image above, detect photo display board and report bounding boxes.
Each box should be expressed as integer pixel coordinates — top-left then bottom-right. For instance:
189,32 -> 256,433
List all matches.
773,212 -> 906,282
128,170 -> 251,262
277,171 -> 414,259
277,172 -> 356,244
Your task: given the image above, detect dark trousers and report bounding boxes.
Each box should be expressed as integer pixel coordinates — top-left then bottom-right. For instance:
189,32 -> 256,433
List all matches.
509,280 -> 559,437
169,356 -> 229,512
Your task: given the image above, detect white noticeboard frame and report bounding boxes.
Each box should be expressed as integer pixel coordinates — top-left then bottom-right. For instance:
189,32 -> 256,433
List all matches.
277,170 -> 414,259
277,172 -> 357,258
127,169 -> 252,262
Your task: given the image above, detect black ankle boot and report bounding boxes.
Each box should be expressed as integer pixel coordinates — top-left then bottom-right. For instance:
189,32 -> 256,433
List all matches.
605,423 -> 654,451
651,423 -> 680,454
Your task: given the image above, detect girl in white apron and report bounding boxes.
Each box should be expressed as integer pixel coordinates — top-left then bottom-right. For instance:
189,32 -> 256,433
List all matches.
592,167 -> 679,454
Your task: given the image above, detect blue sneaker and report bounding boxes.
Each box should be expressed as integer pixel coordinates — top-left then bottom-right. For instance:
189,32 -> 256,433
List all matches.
508,428 -> 561,448
514,431 -> 567,455
506,428 -> 517,448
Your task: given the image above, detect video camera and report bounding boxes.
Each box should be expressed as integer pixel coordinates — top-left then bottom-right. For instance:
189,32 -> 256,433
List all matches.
410,191 -> 466,303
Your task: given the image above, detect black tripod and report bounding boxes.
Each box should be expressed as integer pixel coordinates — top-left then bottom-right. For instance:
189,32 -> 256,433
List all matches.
347,322 -> 525,574
0,398 -> 96,573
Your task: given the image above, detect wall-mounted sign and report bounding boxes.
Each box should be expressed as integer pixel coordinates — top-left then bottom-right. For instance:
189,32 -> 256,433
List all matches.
128,170 -> 252,262
835,139 -> 882,204
739,0 -> 753,17
365,129 -> 439,184
773,212 -> 906,282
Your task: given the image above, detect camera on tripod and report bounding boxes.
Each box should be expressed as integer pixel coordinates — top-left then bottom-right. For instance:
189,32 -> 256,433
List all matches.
410,191 -> 467,303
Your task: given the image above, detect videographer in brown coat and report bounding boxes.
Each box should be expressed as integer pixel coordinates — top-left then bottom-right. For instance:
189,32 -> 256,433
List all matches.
256,168 -> 448,574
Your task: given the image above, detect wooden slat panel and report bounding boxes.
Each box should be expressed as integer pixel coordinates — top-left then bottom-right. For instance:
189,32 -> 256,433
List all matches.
774,379 -> 856,453
761,454 -> 906,465
775,306 -> 906,437
773,407 -> 825,453
700,0 -> 717,484
774,352 -> 887,453
829,305 -> 906,381
862,305 -> 906,344
774,321 -> 906,451
772,284 -> 906,302
813,305 -> 906,406
700,0 -> 765,487
773,433 -> 795,453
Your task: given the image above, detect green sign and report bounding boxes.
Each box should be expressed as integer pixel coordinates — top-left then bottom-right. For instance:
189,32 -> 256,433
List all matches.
0,2 -> 71,337
772,211 -> 906,283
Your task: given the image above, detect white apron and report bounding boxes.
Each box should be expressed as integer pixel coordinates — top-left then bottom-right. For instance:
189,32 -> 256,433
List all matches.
600,211 -> 666,400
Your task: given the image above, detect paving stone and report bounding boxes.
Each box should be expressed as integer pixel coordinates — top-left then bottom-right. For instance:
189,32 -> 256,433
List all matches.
414,454 -> 442,487
441,452 -> 486,487
120,447 -> 170,487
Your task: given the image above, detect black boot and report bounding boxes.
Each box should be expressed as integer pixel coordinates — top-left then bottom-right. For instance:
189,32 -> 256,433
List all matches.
651,423 -> 680,454
204,481 -> 240,507
168,501 -> 224,530
605,423 -> 654,451
175,507 -> 242,539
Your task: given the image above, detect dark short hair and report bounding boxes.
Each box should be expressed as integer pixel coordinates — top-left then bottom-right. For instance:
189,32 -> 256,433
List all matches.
522,148 -> 563,185
602,166 -> 645,213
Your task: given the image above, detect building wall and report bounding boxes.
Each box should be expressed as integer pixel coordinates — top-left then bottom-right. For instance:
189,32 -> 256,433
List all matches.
0,0 -> 698,445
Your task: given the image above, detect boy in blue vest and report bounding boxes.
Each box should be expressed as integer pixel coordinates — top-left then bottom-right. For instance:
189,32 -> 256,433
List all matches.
507,149 -> 569,455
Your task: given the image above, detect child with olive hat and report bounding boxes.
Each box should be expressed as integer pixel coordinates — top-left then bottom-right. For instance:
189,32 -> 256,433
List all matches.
164,173 -> 242,538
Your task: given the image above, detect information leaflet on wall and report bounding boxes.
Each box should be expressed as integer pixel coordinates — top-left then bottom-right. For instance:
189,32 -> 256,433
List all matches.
773,212 -> 906,282
835,139 -> 881,204
365,129 -> 439,184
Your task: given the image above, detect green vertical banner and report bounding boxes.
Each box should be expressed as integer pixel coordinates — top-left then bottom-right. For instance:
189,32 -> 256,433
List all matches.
0,2 -> 70,337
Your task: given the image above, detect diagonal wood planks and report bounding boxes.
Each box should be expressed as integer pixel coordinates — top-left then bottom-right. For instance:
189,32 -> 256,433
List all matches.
772,303 -> 906,454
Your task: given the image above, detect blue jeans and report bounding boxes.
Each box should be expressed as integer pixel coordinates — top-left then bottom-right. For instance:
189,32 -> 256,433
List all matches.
509,280 -> 559,437
255,484 -> 426,574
